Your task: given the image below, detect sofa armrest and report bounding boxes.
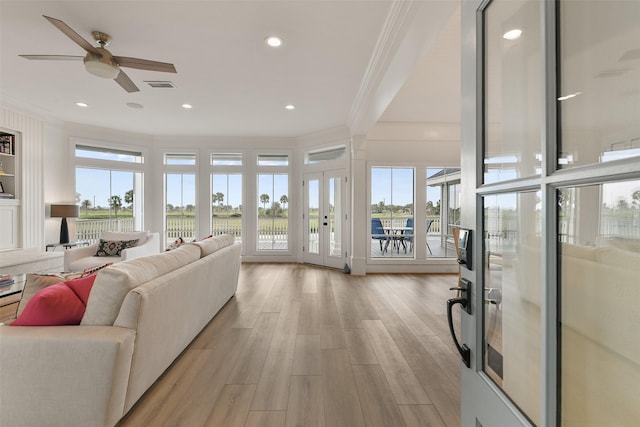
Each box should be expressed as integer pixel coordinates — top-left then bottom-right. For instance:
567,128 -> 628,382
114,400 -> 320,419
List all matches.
64,243 -> 99,272
121,232 -> 160,261
0,325 -> 136,427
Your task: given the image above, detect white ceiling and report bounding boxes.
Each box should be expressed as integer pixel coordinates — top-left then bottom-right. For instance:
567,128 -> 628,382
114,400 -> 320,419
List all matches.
0,1 -> 460,138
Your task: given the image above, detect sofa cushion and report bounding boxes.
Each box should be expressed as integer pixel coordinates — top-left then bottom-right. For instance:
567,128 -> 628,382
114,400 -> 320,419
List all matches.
17,273 -> 82,317
187,234 -> 235,257
12,275 -> 97,326
96,239 -> 139,257
102,231 -> 149,245
81,243 -> 201,326
68,256 -> 122,273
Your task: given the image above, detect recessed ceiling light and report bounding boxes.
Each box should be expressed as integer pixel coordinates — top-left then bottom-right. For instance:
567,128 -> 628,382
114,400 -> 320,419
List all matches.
285,104 -> 295,110
75,102 -> 88,108
265,36 -> 283,47
182,104 -> 193,109
126,102 -> 144,109
503,29 -> 522,40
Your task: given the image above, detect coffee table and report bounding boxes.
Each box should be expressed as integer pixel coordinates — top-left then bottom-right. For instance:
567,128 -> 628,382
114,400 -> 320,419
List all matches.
0,273 -> 26,322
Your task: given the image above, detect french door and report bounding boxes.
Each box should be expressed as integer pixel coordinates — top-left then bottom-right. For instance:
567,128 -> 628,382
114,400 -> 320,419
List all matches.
459,0 -> 640,425
303,170 -> 345,269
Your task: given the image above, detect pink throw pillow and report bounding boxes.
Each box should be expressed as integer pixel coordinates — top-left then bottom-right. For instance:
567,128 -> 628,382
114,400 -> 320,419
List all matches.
12,274 -> 97,326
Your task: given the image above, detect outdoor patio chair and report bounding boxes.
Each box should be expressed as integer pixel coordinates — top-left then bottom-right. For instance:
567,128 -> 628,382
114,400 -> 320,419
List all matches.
405,217 -> 414,252
371,218 -> 388,252
426,219 -> 433,255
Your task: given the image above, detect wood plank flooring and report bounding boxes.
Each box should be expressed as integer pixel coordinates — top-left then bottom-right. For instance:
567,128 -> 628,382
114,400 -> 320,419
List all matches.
117,263 -> 461,427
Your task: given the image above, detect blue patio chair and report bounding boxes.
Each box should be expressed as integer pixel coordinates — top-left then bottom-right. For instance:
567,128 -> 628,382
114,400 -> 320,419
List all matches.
404,217 -> 414,252
426,219 -> 433,255
371,218 -> 388,252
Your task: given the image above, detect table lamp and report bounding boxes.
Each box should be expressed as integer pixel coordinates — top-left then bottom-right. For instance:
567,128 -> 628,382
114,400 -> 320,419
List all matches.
50,204 -> 79,244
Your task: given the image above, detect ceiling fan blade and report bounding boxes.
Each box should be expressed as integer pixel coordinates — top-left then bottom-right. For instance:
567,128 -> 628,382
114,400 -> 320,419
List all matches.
114,69 -> 139,93
19,55 -> 83,61
43,15 -> 100,55
113,56 -> 177,73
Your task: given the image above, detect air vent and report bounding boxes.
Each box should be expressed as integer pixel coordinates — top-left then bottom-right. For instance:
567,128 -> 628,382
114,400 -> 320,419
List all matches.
595,68 -> 631,78
144,81 -> 176,88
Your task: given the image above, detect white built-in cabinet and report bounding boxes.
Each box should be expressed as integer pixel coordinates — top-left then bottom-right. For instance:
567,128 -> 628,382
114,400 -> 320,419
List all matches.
0,131 -> 19,250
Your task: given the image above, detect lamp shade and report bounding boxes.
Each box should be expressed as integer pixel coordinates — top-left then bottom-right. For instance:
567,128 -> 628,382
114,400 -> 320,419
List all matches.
50,204 -> 79,218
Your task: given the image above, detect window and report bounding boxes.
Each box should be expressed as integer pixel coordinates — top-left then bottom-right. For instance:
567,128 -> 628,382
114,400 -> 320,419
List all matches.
258,154 -> 288,167
426,168 -> 460,258
163,152 -> 197,246
211,153 -> 243,166
370,167 -> 415,258
210,153 -> 243,242
76,145 -> 142,163
306,147 -> 346,164
75,143 -> 144,243
256,153 -> 289,251
165,173 -> 196,244
164,153 -> 196,166
257,174 -> 288,250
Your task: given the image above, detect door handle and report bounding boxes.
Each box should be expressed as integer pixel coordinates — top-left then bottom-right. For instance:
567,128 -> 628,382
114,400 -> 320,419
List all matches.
447,278 -> 471,368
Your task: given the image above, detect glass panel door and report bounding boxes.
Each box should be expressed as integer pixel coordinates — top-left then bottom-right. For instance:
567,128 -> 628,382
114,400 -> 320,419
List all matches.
303,170 -> 345,269
304,173 -> 321,263
328,175 -> 343,259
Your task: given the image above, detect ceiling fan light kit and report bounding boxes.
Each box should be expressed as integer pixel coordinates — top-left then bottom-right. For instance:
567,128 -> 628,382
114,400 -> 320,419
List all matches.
84,53 -> 120,79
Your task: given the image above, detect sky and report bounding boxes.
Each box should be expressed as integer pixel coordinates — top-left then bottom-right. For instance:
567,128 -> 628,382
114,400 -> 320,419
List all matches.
76,164 -> 640,214
77,167 -> 429,211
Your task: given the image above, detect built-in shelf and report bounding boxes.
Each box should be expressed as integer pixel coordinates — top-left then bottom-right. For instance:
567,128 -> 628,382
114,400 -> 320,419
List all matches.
0,131 -> 18,250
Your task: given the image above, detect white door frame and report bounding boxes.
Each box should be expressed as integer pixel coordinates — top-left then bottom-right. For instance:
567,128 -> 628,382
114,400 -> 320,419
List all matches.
303,170 -> 346,269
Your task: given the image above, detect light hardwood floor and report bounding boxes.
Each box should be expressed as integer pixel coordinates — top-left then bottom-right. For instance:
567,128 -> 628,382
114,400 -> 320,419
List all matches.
118,263 -> 461,427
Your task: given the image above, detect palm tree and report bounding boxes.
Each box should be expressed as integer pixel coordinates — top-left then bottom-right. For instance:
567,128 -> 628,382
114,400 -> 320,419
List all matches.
125,190 -> 134,209
109,195 -> 122,218
215,192 -> 224,210
279,195 -> 288,213
260,194 -> 270,214
81,199 -> 92,215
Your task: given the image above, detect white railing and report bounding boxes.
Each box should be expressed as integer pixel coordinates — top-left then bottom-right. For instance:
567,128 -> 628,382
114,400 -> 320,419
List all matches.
379,216 -> 441,234
77,218 -> 135,244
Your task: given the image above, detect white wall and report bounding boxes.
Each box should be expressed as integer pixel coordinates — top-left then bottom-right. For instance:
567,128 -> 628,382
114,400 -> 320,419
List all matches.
2,106 -> 462,273
43,121 -> 152,245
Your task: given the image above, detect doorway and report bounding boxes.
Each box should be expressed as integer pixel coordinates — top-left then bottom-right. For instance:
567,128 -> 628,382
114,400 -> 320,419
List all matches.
303,170 -> 345,269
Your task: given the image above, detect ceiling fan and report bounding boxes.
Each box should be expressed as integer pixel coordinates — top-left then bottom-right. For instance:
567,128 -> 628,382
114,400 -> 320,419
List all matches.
20,15 -> 177,93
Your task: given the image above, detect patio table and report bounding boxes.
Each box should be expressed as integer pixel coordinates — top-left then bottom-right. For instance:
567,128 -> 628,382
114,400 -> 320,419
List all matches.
382,226 -> 413,253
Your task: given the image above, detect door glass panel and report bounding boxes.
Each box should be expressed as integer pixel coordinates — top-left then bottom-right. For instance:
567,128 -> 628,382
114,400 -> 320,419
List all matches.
484,0 -> 542,183
329,177 -> 342,257
559,181 -> 640,425
483,191 -> 541,425
558,2 -> 640,168
308,179 -> 320,255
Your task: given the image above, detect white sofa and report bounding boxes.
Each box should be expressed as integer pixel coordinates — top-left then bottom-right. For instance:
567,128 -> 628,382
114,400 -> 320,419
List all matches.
0,234 -> 241,427
64,231 -> 160,272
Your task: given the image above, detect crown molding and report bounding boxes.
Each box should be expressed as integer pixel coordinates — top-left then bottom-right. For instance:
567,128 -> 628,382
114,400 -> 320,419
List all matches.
348,0 -> 414,133
347,0 -> 458,136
